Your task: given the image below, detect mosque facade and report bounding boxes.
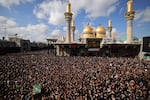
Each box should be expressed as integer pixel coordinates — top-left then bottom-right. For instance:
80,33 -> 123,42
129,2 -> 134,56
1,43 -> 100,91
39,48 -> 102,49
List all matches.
51,0 -> 141,57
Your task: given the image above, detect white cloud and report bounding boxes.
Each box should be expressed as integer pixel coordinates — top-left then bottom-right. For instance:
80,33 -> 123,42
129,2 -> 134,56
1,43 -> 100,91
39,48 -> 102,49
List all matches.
111,29 -> 126,41
115,32 -> 126,40
107,6 -> 116,16
13,24 -> 50,42
119,7 -> 124,15
51,29 -> 61,37
106,28 -> 125,40
8,24 -> 50,42
0,16 -> 17,27
0,16 -> 50,42
63,26 -> 67,32
135,7 -> 150,23
34,0 -> 119,26
0,0 -> 34,8
70,0 -> 119,18
112,28 -> 117,33
34,0 -> 66,26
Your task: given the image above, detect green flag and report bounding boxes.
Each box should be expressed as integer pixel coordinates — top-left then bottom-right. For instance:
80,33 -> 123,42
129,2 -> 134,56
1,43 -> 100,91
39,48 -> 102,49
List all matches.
33,84 -> 41,95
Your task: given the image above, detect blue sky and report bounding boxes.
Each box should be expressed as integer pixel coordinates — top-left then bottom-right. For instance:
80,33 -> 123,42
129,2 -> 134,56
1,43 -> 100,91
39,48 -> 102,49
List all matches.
0,0 -> 150,42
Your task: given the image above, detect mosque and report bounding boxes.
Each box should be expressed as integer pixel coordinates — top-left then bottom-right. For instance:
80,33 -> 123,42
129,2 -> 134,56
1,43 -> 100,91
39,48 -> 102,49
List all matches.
49,0 -> 141,57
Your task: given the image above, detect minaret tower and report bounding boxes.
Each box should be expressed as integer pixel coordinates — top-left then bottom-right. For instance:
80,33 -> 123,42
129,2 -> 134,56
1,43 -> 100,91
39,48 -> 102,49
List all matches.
78,32 -> 81,42
112,32 -> 115,41
64,1 -> 73,43
125,0 -> 135,43
71,19 -> 75,42
108,19 -> 112,38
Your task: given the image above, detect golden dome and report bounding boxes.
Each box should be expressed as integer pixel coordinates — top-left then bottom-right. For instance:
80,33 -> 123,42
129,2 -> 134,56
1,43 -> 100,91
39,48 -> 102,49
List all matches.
96,25 -> 106,34
83,25 -> 93,34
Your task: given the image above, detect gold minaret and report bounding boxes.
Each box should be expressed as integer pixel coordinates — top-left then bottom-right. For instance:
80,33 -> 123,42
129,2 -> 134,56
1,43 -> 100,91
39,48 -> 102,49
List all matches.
112,32 -> 115,42
71,18 -> 75,42
108,19 -> 112,38
64,1 -> 72,43
78,32 -> 81,42
66,1 -> 71,12
127,0 -> 133,12
125,0 -> 135,43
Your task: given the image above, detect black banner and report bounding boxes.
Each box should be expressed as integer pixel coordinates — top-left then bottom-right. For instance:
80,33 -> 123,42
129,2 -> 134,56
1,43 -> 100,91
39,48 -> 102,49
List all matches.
143,37 -> 150,52
87,38 -> 102,48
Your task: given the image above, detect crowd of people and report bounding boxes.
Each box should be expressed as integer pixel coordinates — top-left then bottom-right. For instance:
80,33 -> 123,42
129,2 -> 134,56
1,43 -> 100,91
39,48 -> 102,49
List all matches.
0,50 -> 149,100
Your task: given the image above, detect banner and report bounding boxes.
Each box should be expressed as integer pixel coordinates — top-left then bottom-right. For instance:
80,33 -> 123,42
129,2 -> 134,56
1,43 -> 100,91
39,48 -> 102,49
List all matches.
143,37 -> 150,52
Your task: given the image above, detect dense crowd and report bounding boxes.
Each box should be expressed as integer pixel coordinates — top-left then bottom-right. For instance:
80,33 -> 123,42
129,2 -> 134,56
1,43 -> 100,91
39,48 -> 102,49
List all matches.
0,50 -> 149,100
